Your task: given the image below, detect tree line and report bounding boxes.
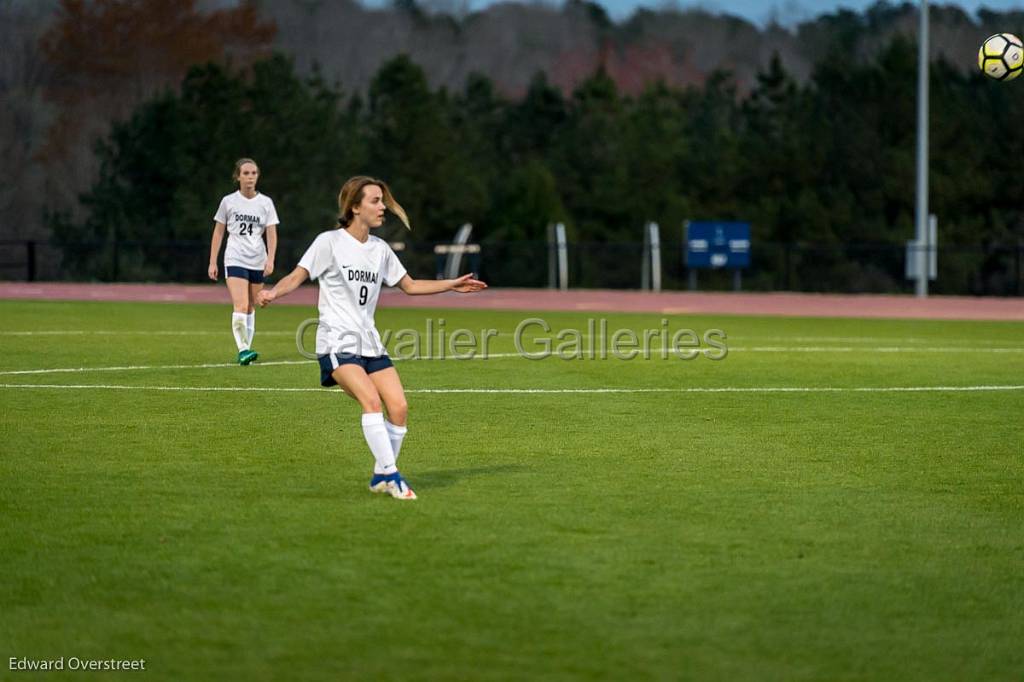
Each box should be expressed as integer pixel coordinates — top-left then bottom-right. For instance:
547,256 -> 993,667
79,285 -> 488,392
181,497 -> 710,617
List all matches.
50,39 -> 1024,293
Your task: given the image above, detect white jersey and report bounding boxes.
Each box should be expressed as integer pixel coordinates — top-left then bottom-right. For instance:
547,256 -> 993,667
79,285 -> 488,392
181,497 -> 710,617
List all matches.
298,229 -> 408,356
214,191 -> 279,270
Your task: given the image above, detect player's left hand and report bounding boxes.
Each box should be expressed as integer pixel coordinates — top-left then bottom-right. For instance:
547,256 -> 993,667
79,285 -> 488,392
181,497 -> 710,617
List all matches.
256,288 -> 276,307
264,261 -> 274,277
452,273 -> 487,293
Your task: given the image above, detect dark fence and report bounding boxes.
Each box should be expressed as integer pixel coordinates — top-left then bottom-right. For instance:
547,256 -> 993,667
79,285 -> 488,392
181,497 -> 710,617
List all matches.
1,238 -> 1022,296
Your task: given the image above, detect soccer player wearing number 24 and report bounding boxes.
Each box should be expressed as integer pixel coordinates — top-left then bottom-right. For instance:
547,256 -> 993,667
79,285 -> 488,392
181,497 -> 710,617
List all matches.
208,158 -> 280,366
257,176 -> 487,500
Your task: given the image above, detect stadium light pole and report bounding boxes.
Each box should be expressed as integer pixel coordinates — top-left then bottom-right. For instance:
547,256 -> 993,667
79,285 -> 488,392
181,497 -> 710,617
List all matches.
914,0 -> 930,298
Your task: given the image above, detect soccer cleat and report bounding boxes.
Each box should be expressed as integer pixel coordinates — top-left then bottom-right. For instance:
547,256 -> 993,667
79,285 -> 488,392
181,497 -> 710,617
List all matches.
369,472 -> 417,500
238,349 -> 259,365
387,477 -> 417,500
369,473 -> 391,494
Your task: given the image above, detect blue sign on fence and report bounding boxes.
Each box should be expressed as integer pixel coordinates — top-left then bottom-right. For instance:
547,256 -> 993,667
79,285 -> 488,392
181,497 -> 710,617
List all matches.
685,221 -> 751,269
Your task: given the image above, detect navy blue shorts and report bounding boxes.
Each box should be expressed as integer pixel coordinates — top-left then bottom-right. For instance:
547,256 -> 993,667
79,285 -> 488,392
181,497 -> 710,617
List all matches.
318,353 -> 394,387
225,266 -> 265,284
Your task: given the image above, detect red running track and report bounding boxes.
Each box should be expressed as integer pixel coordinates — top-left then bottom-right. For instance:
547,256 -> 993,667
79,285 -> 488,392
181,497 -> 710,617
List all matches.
1,282 -> 1021,320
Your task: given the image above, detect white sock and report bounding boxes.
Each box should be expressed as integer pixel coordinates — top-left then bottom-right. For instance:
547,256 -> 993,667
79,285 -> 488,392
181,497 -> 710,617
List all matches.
246,312 -> 255,347
385,421 -> 408,462
231,312 -> 249,351
362,412 -> 397,475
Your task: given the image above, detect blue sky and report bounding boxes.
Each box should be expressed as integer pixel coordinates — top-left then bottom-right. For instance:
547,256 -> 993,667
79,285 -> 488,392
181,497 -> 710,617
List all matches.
612,0 -> 1024,25
448,0 -> 1024,25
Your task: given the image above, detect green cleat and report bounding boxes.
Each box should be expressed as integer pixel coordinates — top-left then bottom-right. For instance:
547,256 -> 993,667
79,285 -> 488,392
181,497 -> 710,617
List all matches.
238,349 -> 259,365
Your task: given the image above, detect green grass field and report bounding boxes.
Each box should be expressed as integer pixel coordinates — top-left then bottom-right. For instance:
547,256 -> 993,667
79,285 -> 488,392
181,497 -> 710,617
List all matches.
1,299 -> 1022,681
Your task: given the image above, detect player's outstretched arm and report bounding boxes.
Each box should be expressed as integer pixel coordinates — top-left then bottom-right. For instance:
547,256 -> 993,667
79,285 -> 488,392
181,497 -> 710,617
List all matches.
257,266 -> 309,307
397,273 -> 487,296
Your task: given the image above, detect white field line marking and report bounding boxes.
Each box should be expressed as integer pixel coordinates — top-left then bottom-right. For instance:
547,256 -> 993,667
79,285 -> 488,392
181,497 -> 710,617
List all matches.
2,344 -> 1023,377
5,330 -> 1023,358
6,329 -> 1022,347
510,333 -> 1023,346
0,360 -> 310,376
0,355 -> 527,376
0,330 -> 296,336
410,385 -> 1024,394
510,343 -> 1024,353
1,383 -> 1023,394
728,346 -> 1024,353
454,332 -> 1024,347
734,335 -> 1018,344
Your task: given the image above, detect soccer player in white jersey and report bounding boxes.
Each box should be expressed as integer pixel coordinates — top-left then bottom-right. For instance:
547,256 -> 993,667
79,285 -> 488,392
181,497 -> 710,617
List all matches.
207,158 -> 279,365
256,176 -> 486,500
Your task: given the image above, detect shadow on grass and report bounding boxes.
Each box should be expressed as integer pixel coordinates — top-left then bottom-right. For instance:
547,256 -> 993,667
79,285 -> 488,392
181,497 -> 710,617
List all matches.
412,464 -> 529,490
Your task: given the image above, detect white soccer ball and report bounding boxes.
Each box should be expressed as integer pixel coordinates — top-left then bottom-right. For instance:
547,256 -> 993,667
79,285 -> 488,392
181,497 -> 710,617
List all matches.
978,33 -> 1024,81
